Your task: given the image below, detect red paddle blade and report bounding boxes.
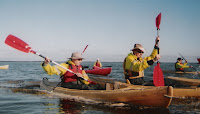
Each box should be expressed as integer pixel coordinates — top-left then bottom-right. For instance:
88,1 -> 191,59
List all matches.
156,13 -> 161,29
5,34 -> 33,53
153,62 -> 164,86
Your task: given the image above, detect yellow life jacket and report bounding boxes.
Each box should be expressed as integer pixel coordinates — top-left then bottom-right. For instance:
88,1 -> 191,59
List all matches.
123,57 -> 144,79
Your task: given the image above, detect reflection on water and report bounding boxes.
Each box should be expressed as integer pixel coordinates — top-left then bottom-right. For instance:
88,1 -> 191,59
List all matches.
170,98 -> 200,113
59,99 -> 81,114
57,98 -> 171,114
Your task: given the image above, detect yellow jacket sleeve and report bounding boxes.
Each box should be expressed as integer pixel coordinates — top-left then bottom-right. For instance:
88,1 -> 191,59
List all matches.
80,70 -> 90,85
41,63 -> 68,76
93,62 -> 97,67
144,48 -> 158,61
176,63 -> 189,69
100,62 -> 102,67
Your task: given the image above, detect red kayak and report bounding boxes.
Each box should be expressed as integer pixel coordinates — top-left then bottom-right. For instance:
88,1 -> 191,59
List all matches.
197,58 -> 200,64
85,66 -> 112,76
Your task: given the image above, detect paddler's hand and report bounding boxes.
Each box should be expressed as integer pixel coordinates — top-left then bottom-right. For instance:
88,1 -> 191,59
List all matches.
189,65 -> 193,68
155,36 -> 160,46
44,57 -> 50,64
153,54 -> 161,62
75,73 -> 84,78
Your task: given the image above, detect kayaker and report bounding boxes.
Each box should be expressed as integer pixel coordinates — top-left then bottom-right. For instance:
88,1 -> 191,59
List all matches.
175,57 -> 192,72
42,52 -> 103,90
93,58 -> 102,69
123,36 -> 160,85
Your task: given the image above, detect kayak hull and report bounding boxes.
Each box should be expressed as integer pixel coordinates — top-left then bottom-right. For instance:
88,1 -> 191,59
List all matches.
40,77 -> 173,108
85,67 -> 112,76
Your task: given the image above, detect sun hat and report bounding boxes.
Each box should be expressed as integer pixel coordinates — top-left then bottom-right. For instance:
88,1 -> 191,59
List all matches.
68,52 -> 84,60
131,44 -> 145,52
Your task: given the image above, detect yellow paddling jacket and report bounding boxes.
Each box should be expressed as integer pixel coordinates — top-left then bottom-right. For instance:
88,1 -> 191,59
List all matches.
175,62 -> 189,71
124,47 -> 159,79
42,60 -> 90,85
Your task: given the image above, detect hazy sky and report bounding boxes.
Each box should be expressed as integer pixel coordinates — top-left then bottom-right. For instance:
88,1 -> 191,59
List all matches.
0,0 -> 199,62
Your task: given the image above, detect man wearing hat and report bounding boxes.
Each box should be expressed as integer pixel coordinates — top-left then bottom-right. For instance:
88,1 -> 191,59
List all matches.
42,52 -> 100,90
175,57 -> 192,72
123,36 -> 160,85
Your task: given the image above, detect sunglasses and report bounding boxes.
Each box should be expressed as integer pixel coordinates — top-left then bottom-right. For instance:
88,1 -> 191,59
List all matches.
136,50 -> 144,53
77,59 -> 83,61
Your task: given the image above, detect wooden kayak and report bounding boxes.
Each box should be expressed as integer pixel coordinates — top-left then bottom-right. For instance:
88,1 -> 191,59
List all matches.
166,76 -> 200,87
163,70 -> 200,75
0,65 -> 9,69
40,77 -> 173,108
173,87 -> 200,99
85,67 -> 112,76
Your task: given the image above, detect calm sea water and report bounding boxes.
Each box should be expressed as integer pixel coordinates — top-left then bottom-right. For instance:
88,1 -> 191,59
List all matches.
0,61 -> 200,114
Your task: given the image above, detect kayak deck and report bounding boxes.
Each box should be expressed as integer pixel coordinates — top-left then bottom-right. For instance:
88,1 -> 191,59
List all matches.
163,70 -> 200,75
166,76 -> 200,87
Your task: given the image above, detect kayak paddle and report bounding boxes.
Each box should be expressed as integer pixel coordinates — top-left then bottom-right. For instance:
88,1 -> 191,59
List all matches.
81,45 -> 88,55
153,13 -> 165,87
5,34 -> 90,82
156,13 -> 161,36
153,62 -> 164,86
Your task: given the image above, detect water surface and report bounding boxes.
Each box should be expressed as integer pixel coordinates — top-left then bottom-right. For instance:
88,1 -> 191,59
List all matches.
0,61 -> 200,114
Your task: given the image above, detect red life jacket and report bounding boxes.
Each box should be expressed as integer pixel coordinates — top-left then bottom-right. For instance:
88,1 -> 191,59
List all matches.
95,62 -> 101,67
63,64 -> 83,83
179,63 -> 184,71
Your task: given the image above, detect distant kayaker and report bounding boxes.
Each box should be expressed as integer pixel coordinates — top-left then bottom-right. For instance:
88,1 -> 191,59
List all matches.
175,57 -> 193,72
42,52 -> 103,90
93,58 -> 102,69
123,36 -> 160,85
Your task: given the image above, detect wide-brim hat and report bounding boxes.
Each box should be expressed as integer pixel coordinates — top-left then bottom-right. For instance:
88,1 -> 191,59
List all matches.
131,44 -> 145,52
68,52 -> 84,60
